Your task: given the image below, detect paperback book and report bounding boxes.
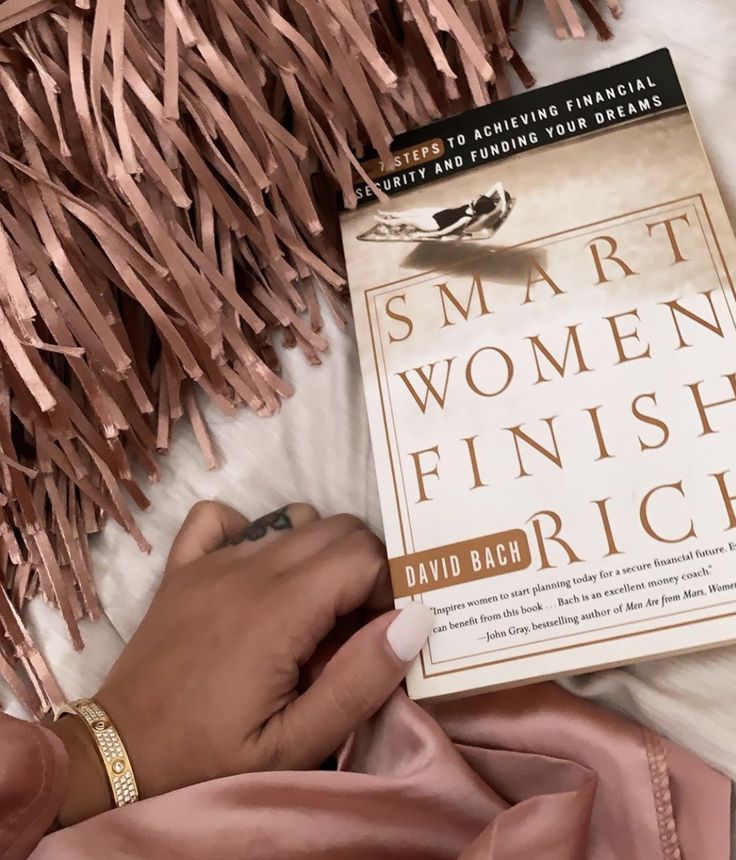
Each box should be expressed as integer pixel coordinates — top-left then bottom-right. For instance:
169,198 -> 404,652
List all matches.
339,50 -> 736,700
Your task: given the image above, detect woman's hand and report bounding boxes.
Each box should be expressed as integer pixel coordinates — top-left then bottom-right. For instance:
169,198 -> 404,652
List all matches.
51,501 -> 433,825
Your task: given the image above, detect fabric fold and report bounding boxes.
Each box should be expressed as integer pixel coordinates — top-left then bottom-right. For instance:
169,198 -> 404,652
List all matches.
16,684 -> 729,859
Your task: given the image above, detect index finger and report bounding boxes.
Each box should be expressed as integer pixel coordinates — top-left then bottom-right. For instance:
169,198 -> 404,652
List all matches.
167,500 -> 249,570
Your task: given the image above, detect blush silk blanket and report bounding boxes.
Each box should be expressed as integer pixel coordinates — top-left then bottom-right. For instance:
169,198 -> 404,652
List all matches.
1,684 -> 730,859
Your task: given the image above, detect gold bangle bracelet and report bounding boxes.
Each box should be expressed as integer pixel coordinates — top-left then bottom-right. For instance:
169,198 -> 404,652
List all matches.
55,698 -> 139,809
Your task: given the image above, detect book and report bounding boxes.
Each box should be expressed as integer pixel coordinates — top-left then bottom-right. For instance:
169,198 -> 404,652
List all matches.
339,50 -> 736,700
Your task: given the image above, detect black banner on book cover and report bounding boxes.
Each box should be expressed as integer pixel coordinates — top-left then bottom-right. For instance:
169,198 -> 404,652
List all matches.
350,49 -> 685,206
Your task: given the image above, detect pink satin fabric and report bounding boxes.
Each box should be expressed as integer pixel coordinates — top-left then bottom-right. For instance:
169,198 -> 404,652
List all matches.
2,683 -> 730,859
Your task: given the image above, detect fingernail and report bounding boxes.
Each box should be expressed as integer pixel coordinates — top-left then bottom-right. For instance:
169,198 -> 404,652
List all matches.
386,603 -> 434,662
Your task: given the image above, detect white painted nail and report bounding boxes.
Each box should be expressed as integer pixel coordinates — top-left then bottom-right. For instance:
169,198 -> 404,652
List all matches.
386,603 -> 434,662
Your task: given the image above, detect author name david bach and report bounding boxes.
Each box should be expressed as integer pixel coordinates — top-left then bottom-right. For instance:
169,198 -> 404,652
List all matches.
402,534 -> 527,590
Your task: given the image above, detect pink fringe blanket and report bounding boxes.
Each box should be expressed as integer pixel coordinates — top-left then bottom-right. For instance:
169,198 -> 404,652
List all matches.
0,0 -> 621,712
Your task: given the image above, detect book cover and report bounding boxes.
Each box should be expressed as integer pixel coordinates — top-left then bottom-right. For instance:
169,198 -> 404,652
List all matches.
339,50 -> 736,700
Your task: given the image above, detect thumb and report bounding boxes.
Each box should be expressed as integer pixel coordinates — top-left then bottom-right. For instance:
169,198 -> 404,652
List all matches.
273,603 -> 434,769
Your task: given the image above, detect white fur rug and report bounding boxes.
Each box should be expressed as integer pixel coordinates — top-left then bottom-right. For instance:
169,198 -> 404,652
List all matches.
3,0 -> 736,846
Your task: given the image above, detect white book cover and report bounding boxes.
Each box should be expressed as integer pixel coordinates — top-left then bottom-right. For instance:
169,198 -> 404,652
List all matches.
340,50 -> 736,700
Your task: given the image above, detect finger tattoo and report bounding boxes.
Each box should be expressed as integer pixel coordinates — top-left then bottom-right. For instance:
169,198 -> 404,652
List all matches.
225,507 -> 293,545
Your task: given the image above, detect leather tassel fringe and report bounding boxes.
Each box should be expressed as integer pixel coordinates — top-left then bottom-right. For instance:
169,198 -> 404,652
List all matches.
0,0 -> 621,715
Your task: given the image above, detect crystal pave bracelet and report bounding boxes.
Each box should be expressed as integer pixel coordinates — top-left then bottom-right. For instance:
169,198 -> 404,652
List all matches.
55,699 -> 139,808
